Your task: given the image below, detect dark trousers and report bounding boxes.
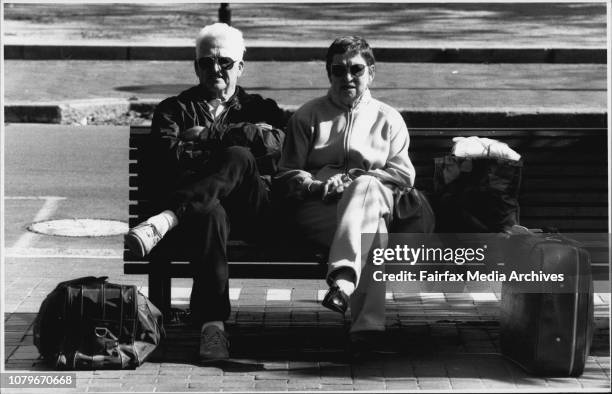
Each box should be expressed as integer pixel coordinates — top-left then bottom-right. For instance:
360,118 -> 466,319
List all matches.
155,146 -> 270,326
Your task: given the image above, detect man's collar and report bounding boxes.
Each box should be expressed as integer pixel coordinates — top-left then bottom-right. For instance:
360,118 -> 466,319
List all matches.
193,85 -> 244,105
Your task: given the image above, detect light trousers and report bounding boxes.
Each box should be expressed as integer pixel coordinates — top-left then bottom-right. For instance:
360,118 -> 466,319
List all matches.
295,175 -> 394,332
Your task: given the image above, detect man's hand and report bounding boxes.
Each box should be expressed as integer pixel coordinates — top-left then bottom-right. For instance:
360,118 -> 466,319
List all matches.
322,174 -> 352,201
180,126 -> 206,141
178,126 -> 207,160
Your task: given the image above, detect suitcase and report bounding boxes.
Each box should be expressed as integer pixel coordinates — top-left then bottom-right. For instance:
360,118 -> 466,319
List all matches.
34,276 -> 164,370
500,231 -> 594,376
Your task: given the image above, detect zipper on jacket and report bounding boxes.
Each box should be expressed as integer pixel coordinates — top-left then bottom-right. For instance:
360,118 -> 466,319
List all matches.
211,99 -> 237,139
343,108 -> 354,174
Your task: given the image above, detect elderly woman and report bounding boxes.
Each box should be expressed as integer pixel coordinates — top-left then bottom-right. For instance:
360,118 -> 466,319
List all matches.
275,36 -> 415,351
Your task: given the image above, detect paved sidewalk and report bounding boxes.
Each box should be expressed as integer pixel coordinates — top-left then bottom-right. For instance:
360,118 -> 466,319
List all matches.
3,255 -> 611,392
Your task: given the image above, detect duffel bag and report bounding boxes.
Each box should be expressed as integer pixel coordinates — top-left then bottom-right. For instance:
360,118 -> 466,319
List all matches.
34,276 -> 164,370
433,155 -> 523,232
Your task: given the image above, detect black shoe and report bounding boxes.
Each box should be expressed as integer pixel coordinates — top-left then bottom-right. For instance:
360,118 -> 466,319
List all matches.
322,285 -> 349,314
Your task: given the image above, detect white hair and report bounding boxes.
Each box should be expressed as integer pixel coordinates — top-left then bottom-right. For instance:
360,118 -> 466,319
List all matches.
195,23 -> 246,60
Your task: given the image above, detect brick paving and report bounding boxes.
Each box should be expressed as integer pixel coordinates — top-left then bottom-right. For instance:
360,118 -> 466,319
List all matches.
3,266 -> 610,392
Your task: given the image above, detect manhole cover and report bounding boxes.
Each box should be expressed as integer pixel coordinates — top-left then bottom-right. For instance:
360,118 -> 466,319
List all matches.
28,219 -> 128,237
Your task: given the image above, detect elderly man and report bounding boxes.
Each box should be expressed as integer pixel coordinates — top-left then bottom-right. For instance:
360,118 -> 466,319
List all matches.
125,23 -> 285,362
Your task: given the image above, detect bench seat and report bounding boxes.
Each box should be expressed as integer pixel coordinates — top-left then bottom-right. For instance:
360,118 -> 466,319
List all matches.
125,125 -> 609,313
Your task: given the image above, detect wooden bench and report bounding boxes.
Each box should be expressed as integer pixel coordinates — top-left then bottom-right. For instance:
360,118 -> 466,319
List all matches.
125,124 -> 609,314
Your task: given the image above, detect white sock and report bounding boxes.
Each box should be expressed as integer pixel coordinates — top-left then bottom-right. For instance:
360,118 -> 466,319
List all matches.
201,321 -> 224,332
335,278 -> 356,297
146,210 -> 178,236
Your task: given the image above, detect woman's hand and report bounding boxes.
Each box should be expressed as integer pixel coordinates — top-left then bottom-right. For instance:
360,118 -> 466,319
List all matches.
322,174 -> 352,201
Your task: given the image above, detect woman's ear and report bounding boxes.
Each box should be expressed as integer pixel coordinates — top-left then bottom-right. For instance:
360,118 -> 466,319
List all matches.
368,64 -> 376,85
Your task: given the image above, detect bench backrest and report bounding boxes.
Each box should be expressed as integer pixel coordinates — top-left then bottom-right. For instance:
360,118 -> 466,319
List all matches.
129,125 -> 608,227
126,125 -> 609,279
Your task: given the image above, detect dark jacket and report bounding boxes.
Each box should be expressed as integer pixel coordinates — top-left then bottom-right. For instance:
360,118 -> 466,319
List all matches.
151,85 -> 286,171
145,85 -> 286,207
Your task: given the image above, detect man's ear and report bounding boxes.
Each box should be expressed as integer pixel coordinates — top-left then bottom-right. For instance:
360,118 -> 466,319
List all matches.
237,60 -> 245,77
194,60 -> 201,79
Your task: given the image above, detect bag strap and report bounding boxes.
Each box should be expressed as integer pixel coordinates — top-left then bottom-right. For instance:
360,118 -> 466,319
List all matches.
56,276 -> 108,289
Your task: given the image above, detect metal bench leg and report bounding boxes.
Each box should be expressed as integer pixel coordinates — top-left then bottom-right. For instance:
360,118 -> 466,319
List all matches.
149,257 -> 172,321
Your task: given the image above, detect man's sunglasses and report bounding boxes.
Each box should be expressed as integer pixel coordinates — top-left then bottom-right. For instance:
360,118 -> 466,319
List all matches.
330,64 -> 367,78
197,56 -> 237,71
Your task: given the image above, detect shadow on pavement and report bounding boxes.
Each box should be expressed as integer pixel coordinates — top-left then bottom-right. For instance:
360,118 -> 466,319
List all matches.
4,311 -> 610,382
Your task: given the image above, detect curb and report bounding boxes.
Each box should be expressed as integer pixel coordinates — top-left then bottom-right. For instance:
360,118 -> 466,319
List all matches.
4,100 -> 607,128
4,45 -> 607,64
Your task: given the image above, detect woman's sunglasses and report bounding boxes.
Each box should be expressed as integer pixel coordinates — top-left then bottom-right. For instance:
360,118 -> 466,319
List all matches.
197,56 -> 237,71
330,64 -> 367,77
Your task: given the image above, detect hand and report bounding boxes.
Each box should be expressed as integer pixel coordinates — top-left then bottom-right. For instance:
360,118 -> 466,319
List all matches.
307,181 -> 324,197
322,174 -> 352,201
254,122 -> 274,131
179,126 -> 206,142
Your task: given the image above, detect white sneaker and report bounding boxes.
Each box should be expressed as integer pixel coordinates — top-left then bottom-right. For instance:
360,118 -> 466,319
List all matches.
124,221 -> 164,258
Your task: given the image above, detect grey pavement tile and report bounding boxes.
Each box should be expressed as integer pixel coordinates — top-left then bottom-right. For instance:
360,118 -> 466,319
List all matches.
74,371 -> 97,378
222,375 -> 256,383
318,383 -> 355,391
320,377 -> 354,385
478,378 -> 518,389
121,384 -> 158,392
220,386 -> 252,392
417,377 -> 453,390
119,375 -> 161,383
544,377 -> 582,388
287,383 -> 322,391
450,377 -> 486,389
578,380 -> 611,389
512,376 -> 547,387
578,375 -> 612,388
87,385 -> 124,392
253,380 -> 289,390
158,367 -> 194,375
120,366 -> 160,375
353,382 -> 386,391
185,375 -> 224,384
219,371 -> 251,378
385,379 -> 419,390
152,383 -> 191,391
92,370 -> 134,378
186,382 -> 223,391
352,370 -> 385,381
287,377 -> 322,385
